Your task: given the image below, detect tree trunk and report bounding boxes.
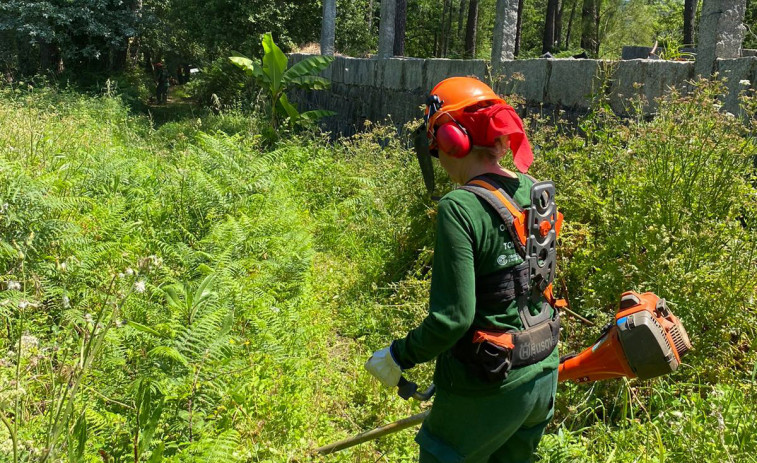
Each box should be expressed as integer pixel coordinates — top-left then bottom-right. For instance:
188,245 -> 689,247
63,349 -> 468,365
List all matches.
580,0 -> 599,55
438,0 -> 450,57
128,0 -> 143,68
492,0 -> 519,66
684,0 -> 699,45
458,0 -> 468,34
320,0 -> 337,55
565,0 -> 577,47
378,0 -> 396,57
394,0 -> 407,56
464,0 -> 479,58
368,0 -> 375,30
39,40 -> 63,74
445,0 -> 455,56
515,0 -> 525,55
543,0 -> 559,53
555,0 -> 564,48
110,45 -> 128,71
458,0 -> 468,56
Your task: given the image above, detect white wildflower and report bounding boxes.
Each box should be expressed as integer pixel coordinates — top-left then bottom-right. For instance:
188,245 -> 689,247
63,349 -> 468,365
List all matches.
134,280 -> 146,293
125,267 -> 134,276
20,334 -> 38,349
17,300 -> 28,310
7,281 -> 20,291
59,261 -> 66,271
115,319 -> 124,328
740,79 -> 751,86
118,272 -> 125,279
84,313 -> 93,324
62,295 -> 70,308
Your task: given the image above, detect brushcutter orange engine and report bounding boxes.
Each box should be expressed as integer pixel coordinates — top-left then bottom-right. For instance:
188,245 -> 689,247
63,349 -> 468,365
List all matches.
558,291 -> 692,383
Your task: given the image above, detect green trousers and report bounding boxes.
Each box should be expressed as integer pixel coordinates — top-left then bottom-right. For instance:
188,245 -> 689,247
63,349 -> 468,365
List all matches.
416,368 -> 557,463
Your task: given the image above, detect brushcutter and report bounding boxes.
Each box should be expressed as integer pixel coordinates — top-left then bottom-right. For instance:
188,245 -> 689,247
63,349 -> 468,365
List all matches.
314,290 -> 692,455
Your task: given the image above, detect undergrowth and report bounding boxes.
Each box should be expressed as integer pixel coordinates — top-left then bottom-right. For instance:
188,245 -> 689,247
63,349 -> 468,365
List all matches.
0,80 -> 755,462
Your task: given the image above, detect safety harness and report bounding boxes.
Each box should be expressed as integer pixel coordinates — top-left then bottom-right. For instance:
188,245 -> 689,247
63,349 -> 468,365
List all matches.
452,175 -> 565,381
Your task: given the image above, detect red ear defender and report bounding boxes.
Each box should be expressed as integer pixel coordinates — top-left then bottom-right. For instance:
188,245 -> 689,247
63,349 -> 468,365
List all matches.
435,122 -> 471,158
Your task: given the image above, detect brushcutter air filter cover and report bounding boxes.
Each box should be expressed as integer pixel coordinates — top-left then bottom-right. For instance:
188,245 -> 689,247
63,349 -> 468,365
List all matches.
615,292 -> 692,380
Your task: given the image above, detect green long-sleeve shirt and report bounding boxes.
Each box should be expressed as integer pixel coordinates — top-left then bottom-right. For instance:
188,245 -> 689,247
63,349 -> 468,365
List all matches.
392,173 -> 559,396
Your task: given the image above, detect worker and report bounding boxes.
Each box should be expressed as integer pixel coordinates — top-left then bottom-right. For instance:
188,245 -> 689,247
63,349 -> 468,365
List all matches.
154,62 -> 169,104
365,77 -> 560,462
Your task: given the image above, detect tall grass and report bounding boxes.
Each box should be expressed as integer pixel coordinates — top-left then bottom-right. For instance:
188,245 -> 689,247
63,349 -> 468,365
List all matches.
0,80 -> 754,462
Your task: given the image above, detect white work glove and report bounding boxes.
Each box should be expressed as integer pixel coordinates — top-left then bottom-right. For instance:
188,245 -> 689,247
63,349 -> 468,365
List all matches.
365,346 -> 402,388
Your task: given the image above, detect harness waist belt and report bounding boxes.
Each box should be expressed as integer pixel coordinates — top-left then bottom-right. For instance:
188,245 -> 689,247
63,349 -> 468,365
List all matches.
452,313 -> 560,381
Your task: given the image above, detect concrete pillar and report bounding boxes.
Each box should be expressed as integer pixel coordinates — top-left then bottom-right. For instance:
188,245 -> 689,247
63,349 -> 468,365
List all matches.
378,0 -> 396,58
320,0 -> 336,56
492,0 -> 519,69
695,0 -> 747,76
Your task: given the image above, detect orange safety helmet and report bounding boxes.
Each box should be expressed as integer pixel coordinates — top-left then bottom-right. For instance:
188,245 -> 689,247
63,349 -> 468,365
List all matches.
425,76 -> 505,137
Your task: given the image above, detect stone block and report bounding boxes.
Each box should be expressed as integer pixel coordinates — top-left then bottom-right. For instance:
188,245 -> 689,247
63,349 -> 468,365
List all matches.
717,57 -> 757,114
611,60 -> 695,114
357,58 -> 377,87
423,59 -> 487,91
329,56 -> 347,83
402,58 -> 425,92
546,59 -> 608,109
382,58 -> 405,90
493,59 -> 549,104
643,60 -> 694,109
610,60 -> 647,114
340,57 -> 363,85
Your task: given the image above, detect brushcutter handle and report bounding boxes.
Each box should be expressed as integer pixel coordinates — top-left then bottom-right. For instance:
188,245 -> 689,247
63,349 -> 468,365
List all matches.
397,376 -> 436,401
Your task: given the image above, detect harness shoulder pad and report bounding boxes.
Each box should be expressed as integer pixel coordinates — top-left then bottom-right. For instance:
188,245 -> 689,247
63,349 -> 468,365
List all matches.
459,175 -> 527,258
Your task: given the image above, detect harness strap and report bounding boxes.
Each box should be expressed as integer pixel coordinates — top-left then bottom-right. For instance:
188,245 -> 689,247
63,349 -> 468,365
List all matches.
459,176 -> 528,257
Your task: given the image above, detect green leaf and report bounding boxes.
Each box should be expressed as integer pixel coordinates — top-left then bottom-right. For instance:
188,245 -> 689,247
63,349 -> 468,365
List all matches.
147,442 -> 164,463
136,381 -> 164,457
127,320 -> 163,338
261,32 -> 287,94
300,110 -> 337,122
147,346 -> 189,367
284,76 -> 331,91
278,93 -> 300,120
68,411 -> 87,463
228,56 -> 265,81
163,285 -> 183,310
193,274 -> 215,307
283,55 -> 334,80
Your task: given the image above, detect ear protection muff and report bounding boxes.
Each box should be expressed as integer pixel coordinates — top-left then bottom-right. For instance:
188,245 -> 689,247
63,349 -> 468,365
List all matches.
425,94 -> 473,158
435,121 -> 472,158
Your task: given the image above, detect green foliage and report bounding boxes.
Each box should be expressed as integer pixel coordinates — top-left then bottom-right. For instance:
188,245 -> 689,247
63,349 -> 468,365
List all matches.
0,78 -> 755,462
230,33 -> 335,134
0,0 -> 141,73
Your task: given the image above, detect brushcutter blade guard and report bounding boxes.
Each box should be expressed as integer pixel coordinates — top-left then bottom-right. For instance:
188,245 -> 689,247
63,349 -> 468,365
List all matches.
558,291 -> 692,383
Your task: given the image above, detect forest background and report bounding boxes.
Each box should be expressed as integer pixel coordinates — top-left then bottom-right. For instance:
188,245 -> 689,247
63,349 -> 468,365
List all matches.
1,0 -> 757,81
0,0 -> 756,462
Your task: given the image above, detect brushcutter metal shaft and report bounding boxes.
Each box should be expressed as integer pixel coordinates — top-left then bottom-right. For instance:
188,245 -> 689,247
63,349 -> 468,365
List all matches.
315,410 -> 430,455
314,377 -> 435,455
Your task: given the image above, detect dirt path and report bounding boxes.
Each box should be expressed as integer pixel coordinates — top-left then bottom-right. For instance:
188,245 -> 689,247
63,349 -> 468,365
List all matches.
145,85 -> 198,126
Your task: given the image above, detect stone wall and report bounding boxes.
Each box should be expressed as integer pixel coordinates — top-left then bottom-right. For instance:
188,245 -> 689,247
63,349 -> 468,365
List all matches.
289,54 -> 757,134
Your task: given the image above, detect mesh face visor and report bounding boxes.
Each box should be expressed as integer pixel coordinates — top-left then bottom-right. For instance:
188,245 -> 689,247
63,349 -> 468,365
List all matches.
413,124 -> 436,194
